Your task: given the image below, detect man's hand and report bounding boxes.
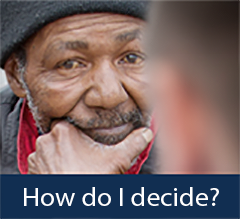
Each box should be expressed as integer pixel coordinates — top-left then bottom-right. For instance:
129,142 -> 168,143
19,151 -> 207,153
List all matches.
28,121 -> 153,174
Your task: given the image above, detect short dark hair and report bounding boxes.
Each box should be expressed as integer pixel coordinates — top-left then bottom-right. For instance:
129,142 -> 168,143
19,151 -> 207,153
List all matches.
15,45 -> 27,70
148,1 -> 238,132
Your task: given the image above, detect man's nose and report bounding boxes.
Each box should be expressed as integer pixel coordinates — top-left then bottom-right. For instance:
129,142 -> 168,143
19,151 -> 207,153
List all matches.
84,62 -> 128,109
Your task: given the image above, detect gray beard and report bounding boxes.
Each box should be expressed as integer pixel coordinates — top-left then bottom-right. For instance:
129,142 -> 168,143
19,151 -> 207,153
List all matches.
19,66 -> 44,133
19,66 -> 151,144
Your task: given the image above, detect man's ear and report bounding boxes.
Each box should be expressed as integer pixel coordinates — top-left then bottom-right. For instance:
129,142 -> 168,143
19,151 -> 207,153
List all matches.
4,54 -> 26,98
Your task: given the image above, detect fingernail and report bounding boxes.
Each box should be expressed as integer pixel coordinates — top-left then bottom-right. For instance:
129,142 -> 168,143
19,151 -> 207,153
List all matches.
142,128 -> 153,143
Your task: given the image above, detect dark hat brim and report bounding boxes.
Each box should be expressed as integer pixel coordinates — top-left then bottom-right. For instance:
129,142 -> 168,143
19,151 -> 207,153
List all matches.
1,0 -> 148,68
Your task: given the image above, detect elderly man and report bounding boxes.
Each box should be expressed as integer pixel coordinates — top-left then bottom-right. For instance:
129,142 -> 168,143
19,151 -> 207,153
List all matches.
1,1 -> 154,174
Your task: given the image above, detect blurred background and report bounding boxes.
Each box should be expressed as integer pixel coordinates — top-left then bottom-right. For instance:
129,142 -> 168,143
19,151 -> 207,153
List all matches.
0,69 -> 8,89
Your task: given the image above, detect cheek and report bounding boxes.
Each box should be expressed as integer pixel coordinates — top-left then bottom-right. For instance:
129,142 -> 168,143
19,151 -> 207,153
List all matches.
122,73 -> 150,112
153,69 -> 199,148
26,75 -> 87,118
150,64 -> 183,114
155,76 -> 183,125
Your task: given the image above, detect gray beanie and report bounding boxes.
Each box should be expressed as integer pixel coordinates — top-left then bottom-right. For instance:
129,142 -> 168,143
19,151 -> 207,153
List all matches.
1,0 -> 148,67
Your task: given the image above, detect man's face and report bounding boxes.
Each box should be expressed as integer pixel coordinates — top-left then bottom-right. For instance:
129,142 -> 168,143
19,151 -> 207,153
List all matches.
22,13 -> 150,145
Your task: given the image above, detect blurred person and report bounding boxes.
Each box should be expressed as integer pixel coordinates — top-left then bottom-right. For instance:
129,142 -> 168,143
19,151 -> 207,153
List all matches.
147,2 -> 239,174
0,1 -> 155,174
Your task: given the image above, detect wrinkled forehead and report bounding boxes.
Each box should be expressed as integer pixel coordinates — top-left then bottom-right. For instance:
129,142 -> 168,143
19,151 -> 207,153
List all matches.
30,13 -> 145,47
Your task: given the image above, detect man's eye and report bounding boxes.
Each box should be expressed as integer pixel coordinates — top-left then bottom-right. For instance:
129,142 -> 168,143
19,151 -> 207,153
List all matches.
58,60 -> 85,69
119,53 -> 144,65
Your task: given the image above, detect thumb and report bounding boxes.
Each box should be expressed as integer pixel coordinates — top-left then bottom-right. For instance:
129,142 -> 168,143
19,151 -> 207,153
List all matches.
114,127 -> 153,166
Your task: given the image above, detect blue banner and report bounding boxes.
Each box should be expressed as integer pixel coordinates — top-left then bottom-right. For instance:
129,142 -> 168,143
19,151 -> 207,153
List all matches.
1,175 -> 239,218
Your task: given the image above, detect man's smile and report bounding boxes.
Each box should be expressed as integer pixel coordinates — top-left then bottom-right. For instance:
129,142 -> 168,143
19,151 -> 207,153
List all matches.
83,123 -> 133,138
62,107 -> 148,145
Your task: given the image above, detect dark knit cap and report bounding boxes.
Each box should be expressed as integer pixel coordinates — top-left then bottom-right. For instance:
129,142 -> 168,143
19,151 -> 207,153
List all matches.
1,0 -> 148,68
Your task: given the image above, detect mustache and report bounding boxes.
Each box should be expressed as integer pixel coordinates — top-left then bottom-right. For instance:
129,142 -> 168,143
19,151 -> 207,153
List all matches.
65,107 -> 147,130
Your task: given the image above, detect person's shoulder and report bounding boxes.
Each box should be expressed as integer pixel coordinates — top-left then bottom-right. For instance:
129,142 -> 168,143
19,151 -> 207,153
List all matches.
0,85 -> 19,105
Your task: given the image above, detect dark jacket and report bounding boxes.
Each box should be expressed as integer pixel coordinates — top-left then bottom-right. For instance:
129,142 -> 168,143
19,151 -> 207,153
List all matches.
1,86 -> 22,173
0,86 -> 155,174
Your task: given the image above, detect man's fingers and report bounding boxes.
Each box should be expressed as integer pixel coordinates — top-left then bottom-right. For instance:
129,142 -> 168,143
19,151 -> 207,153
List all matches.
27,152 -> 37,174
50,119 -> 71,132
114,127 -> 153,170
50,119 -> 95,145
141,128 -> 154,144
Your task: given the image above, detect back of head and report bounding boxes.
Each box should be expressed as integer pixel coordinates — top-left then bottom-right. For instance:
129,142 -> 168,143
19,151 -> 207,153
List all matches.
147,2 -> 239,173
149,1 -> 238,111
